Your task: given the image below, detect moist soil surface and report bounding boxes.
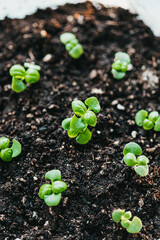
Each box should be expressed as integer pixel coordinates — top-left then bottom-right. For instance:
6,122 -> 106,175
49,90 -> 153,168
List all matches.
0,2 -> 160,240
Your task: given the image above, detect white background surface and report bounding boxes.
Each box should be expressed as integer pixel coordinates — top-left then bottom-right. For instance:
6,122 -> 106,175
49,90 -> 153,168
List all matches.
0,0 -> 159,36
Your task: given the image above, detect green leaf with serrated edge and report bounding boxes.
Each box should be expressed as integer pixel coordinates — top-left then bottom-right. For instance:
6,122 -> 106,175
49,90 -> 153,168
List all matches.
52,181 -> 67,194
70,115 -> 86,132
11,139 -> 22,158
85,97 -> 101,113
45,170 -> 61,182
67,128 -> 79,138
112,209 -> 125,223
24,62 -> 41,71
82,111 -> 97,127
123,153 -> 137,166
123,211 -> 132,220
148,111 -> 159,123
135,110 -> 148,127
143,119 -> 154,130
0,137 -> 10,150
123,142 -> 142,156
12,77 -> 27,93
0,148 -> 13,162
25,68 -> 40,84
44,193 -> 61,206
134,164 -> 149,177
62,118 -> 72,130
126,216 -> 142,234
39,184 -> 52,199
69,44 -> 83,59
60,33 -> 76,44
111,69 -> 126,80
9,64 -> 26,78
72,101 -> 87,116
76,128 -> 92,144
137,155 -> 149,165
154,117 -> 160,131
115,52 -> 131,64
121,219 -> 130,229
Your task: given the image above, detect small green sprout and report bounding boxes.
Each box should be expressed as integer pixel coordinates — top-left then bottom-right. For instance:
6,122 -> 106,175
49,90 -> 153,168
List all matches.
123,142 -> 149,177
0,137 -> 21,162
111,52 -> 131,80
135,110 -> 160,131
39,170 -> 67,207
62,97 -> 101,144
9,63 -> 41,93
60,33 -> 83,59
112,209 -> 142,234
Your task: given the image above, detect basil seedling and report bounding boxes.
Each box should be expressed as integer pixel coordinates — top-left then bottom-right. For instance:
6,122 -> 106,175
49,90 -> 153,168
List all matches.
9,63 -> 41,93
135,110 -> 160,131
123,142 -> 149,177
39,170 -> 67,207
60,33 -> 83,59
0,137 -> 22,162
62,97 -> 101,144
111,52 -> 131,80
112,209 -> 142,234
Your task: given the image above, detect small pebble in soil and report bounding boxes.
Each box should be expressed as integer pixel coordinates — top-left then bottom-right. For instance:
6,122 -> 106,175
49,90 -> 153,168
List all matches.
117,104 -> 125,110
111,99 -> 118,105
43,54 -> 53,62
97,130 -> 101,134
89,69 -> 97,79
33,176 -> 38,180
131,130 -> 137,138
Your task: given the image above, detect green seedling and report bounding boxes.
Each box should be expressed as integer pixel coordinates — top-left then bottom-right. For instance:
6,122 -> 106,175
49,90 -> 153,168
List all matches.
62,97 -> 101,144
135,110 -> 160,131
112,209 -> 142,234
0,137 -> 21,162
9,63 -> 41,93
39,170 -> 67,206
60,33 -> 83,59
111,52 -> 131,80
123,142 -> 149,177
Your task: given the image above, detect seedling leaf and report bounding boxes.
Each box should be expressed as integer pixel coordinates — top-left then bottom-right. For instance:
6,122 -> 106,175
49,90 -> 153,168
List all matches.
0,137 -> 10,150
60,33 -> 76,44
44,193 -> 61,206
72,100 -> 87,116
123,153 -> 137,166
135,110 -> 148,127
62,118 -> 72,130
82,111 -> 97,126
123,142 -> 142,156
148,111 -> 159,123
45,170 -> 61,182
137,155 -> 149,165
112,209 -> 125,223
52,181 -> 67,194
115,52 -> 131,64
121,219 -> 130,228
143,119 -> 154,130
76,128 -> 92,144
9,64 -> 25,78
0,148 -> 13,162
11,139 -> 22,158
111,69 -> 126,80
126,216 -> 142,234
85,97 -> 101,113
70,115 -> 86,132
12,77 -> 27,93
134,164 -> 149,177
69,43 -> 83,59
154,117 -> 160,131
39,184 -> 52,199
25,68 -> 40,83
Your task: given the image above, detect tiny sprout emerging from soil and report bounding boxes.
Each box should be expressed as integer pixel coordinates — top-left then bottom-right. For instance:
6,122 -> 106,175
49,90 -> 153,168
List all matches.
60,33 -> 83,59
135,110 -> 160,131
39,170 -> 67,207
123,142 -> 149,177
112,209 -> 142,234
0,137 -> 22,162
62,97 -> 101,144
111,52 -> 131,80
9,63 -> 41,93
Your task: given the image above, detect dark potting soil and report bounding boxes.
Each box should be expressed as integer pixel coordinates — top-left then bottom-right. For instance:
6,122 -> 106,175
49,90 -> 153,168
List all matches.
0,2 -> 159,240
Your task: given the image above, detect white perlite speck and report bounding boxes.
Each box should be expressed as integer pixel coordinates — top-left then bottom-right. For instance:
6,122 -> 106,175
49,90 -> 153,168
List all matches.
117,104 -> 125,110
131,131 -> 137,138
